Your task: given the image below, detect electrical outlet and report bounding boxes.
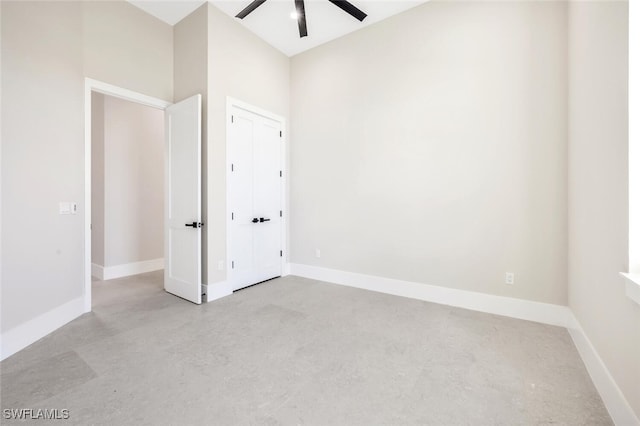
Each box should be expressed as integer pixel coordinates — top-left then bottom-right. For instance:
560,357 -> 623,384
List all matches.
315,249 -> 321,258
218,261 -> 224,271
505,272 -> 515,285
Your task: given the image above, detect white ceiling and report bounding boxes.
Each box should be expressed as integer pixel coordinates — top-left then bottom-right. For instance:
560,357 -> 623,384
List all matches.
129,1 -> 207,26
128,0 -> 427,57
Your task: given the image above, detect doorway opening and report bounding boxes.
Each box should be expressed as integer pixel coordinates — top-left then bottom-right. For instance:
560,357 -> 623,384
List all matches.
90,92 -> 165,283
84,79 -> 171,312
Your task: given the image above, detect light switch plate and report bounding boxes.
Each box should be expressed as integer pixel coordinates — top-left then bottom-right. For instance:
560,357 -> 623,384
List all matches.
59,202 -> 71,215
59,202 -> 78,215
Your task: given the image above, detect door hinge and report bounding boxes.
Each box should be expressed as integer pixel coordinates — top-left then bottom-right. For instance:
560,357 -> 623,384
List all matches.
280,131 -> 282,137
231,163 -> 234,172
279,210 -> 282,217
232,261 -> 235,269
231,115 -> 234,123
279,170 -> 282,177
232,212 -> 234,220
280,250 -> 283,257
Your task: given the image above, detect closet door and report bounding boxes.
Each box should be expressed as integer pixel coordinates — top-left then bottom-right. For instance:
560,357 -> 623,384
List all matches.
228,105 -> 283,291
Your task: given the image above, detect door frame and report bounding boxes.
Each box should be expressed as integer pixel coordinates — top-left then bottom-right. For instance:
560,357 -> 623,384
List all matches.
83,78 -> 171,312
225,97 -> 288,290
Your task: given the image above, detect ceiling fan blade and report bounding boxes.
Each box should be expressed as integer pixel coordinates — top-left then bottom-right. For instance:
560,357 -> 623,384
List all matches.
235,0 -> 267,19
328,0 -> 367,22
295,0 -> 308,38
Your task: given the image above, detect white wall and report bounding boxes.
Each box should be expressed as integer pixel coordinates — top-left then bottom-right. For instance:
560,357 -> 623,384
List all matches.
91,93 -> 106,267
206,4 -> 290,288
0,0 -> 3,331
630,0 -> 640,276
83,1 -> 173,102
568,0 -> 640,418
1,1 -> 173,335
1,1 -> 84,333
290,1 -> 568,305
91,94 -> 164,269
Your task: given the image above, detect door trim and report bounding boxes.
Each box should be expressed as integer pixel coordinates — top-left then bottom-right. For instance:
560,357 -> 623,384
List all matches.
225,97 -> 287,291
83,78 -> 171,312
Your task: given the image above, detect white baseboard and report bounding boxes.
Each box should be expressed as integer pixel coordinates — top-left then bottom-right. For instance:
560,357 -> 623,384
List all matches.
568,315 -> 640,426
101,258 -> 164,281
0,296 -> 85,361
91,263 -> 104,280
288,263 -> 572,327
204,281 -> 232,303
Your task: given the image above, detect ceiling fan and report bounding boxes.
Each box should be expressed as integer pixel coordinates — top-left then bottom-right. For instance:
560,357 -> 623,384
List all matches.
235,0 -> 367,38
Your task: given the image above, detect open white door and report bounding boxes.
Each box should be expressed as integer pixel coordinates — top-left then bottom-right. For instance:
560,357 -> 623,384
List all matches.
164,95 -> 202,304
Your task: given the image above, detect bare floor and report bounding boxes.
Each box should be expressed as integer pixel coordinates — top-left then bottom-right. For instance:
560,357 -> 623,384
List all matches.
1,271 -> 610,425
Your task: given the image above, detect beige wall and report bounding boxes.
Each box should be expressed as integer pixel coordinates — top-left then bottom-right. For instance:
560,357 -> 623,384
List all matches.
568,0 -> 640,417
93,94 -> 165,268
174,3 -> 209,283
290,1 -> 568,305
0,1 -> 3,319
83,1 -> 173,102
631,0 -> 640,276
91,93 -> 106,267
1,0 -> 172,333
1,1 -> 84,332
206,4 -> 290,286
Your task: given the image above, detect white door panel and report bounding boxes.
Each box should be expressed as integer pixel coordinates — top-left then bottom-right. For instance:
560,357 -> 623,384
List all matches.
229,106 -> 283,291
165,94 -> 202,304
228,113 -> 254,287
253,118 -> 282,283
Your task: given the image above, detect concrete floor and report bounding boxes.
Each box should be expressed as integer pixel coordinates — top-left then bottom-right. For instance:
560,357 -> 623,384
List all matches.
1,271 -> 611,425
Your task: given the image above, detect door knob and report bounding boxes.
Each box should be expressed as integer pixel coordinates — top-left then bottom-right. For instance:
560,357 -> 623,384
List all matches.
185,222 -> 204,228
252,218 -> 259,223
259,218 -> 270,223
